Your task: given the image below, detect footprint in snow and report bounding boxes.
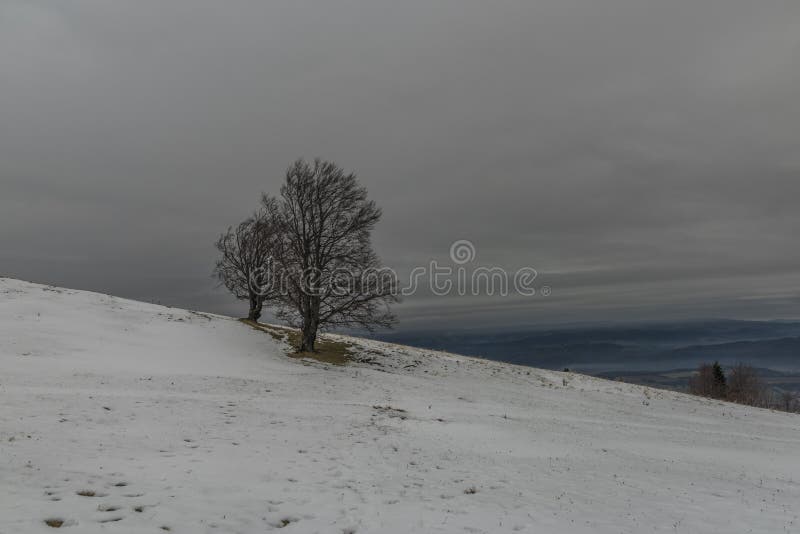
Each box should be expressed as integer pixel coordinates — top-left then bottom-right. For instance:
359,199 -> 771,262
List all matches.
76,490 -> 108,497
44,518 -> 77,528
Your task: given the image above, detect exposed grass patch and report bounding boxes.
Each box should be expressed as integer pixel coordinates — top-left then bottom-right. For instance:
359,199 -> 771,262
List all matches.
241,319 -> 297,344
44,519 -> 64,528
241,320 -> 353,366
291,336 -> 353,366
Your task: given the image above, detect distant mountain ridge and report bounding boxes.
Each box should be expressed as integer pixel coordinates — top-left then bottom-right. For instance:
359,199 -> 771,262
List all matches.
375,320 -> 800,372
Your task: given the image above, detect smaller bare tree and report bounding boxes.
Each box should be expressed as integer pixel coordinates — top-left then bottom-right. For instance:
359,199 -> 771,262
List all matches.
213,199 -> 280,322
688,363 -> 715,397
726,363 -> 765,407
779,391 -> 798,412
688,361 -> 727,399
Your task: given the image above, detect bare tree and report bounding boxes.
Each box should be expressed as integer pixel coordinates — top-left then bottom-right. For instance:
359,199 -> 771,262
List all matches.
726,363 -> 765,406
213,199 -> 280,322
779,391 -> 798,412
272,158 -> 397,352
688,363 -> 714,397
688,361 -> 727,399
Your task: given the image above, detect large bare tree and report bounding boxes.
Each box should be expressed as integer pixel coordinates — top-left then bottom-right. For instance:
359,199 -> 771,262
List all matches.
213,199 -> 280,322
272,158 -> 397,352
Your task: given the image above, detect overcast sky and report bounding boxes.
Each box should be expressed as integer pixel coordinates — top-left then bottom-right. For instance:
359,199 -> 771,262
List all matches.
2,0 -> 799,331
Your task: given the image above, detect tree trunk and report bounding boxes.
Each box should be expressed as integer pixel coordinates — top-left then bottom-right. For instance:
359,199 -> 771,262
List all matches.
248,294 -> 263,322
298,298 -> 319,352
299,320 -> 317,352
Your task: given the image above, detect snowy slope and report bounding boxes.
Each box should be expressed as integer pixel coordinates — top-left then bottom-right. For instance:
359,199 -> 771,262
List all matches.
1,278 -> 799,534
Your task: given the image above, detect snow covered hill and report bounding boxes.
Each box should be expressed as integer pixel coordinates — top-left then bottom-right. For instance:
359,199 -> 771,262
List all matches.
1,278 -> 799,534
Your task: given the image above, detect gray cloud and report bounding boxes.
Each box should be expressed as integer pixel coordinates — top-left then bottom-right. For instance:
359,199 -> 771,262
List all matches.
1,0 -> 799,329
